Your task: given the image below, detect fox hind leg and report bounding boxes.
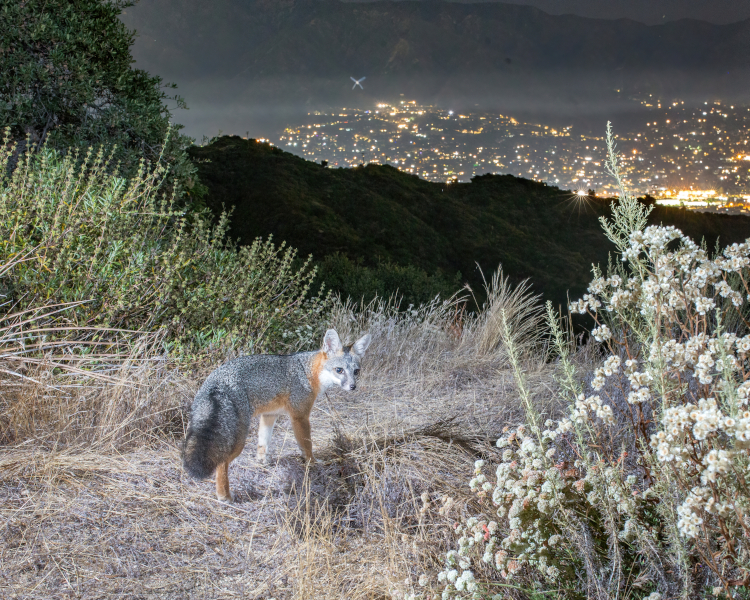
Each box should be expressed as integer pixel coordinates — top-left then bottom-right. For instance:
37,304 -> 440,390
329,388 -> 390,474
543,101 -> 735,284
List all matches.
256,413 -> 279,464
215,461 -> 232,502
215,441 -> 246,502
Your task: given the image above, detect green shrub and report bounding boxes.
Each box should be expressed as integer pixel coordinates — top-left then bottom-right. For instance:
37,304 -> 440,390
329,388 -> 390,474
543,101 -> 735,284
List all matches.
316,252 -> 463,308
0,133 -> 329,360
0,0 -> 202,200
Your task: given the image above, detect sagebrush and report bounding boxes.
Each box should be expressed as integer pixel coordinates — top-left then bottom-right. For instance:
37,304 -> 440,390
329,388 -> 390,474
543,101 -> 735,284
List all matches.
436,124 -> 750,600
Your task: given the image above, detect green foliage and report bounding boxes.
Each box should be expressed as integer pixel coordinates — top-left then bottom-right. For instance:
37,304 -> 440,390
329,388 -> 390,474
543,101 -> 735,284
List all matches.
189,136 -> 750,313
0,0 -> 203,200
316,252 -> 462,307
0,134 -> 329,359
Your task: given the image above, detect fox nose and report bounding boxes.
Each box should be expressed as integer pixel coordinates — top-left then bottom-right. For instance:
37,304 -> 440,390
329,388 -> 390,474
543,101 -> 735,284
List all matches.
350,383 -> 356,391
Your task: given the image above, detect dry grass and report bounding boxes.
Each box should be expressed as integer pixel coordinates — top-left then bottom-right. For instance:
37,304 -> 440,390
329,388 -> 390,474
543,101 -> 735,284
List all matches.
0,273 -> 564,599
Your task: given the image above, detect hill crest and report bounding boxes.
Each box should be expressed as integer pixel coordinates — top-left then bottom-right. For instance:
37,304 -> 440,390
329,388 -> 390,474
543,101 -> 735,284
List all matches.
189,136 -> 750,307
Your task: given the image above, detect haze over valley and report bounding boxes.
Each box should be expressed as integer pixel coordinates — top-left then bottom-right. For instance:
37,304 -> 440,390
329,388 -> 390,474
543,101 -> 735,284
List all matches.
120,0 -> 750,206
120,0 -> 750,136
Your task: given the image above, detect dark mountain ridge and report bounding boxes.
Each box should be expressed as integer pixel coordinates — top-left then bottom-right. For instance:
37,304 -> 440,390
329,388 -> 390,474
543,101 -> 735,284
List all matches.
342,0 -> 750,27
122,0 -> 750,109
189,136 -> 750,308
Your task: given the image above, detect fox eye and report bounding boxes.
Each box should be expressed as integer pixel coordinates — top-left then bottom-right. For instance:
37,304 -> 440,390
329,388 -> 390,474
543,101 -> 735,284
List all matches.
335,367 -> 344,374
354,369 -> 360,376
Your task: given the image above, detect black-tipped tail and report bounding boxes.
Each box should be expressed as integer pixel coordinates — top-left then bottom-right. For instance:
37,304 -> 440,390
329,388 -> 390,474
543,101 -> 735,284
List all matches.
181,387 -> 229,480
182,427 -> 221,479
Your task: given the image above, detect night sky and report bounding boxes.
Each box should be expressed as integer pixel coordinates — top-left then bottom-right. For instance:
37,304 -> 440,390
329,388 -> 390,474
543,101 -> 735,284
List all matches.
349,0 -> 750,24
120,0 -> 750,140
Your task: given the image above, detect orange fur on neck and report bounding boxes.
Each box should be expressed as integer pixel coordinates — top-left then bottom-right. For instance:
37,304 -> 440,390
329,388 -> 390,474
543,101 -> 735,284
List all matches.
307,350 -> 328,398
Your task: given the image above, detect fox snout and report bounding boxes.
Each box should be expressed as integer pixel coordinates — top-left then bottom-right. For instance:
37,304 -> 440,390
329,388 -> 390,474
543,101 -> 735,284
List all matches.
338,373 -> 357,391
329,365 -> 361,391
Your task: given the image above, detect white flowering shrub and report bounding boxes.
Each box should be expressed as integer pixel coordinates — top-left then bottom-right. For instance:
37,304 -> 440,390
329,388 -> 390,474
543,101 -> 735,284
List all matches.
438,124 -> 750,599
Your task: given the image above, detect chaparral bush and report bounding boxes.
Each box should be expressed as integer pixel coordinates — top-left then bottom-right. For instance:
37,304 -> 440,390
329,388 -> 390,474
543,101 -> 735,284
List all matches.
435,124 -> 750,600
0,130 -> 329,362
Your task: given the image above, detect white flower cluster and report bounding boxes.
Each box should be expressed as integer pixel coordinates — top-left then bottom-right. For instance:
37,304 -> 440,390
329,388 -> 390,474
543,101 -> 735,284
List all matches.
592,324 -> 611,342
571,393 -> 615,425
441,420 -> 650,600
649,397 -> 750,480
571,225 -> 750,566
676,484 -> 736,539
438,533 -> 483,599
444,222 -> 750,595
647,332 -> 750,387
676,486 -> 709,538
442,425 -> 575,594
469,459 -> 493,495
625,363 -> 654,405
569,226 -> 750,320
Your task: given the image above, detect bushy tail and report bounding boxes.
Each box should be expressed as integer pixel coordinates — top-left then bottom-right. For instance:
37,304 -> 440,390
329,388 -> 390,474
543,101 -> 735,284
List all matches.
181,387 -> 232,480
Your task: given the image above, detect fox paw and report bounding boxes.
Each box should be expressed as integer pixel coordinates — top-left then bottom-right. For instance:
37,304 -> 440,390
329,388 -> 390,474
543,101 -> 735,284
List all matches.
256,449 -> 268,465
217,492 -> 233,503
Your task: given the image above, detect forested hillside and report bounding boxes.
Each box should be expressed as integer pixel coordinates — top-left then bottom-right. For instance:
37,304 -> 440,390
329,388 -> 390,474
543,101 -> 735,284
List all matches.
189,135 -> 750,307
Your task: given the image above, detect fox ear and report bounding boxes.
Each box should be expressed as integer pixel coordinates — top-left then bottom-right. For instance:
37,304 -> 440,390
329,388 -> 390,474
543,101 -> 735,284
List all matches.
352,333 -> 371,358
323,329 -> 343,355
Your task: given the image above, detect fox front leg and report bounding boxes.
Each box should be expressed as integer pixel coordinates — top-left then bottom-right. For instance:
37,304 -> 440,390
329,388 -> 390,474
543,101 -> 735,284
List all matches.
290,414 -> 315,462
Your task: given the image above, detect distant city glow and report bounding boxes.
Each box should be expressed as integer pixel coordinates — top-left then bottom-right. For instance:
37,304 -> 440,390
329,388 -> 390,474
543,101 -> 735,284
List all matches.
278,99 -> 750,212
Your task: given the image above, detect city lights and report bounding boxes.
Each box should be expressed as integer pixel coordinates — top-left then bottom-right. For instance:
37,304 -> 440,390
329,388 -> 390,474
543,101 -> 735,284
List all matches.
279,100 -> 750,213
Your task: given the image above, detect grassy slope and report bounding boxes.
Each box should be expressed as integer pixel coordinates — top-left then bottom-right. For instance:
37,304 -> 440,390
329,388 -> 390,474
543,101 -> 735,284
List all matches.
188,136 -> 750,307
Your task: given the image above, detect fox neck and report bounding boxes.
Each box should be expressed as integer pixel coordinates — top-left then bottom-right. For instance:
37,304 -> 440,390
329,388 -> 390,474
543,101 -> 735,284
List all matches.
307,350 -> 339,397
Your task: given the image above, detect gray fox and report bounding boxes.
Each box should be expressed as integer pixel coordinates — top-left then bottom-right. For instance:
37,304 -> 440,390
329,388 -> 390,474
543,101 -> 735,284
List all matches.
182,329 -> 371,501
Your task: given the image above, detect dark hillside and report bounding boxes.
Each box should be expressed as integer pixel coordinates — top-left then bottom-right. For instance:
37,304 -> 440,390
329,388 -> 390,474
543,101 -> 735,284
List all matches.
189,136 -> 750,307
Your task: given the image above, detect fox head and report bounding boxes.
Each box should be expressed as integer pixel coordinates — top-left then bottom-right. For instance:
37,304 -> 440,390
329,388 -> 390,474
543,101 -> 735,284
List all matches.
318,329 -> 371,391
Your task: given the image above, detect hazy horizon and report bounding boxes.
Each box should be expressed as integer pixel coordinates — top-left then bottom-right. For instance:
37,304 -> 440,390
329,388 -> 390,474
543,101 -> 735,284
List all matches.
343,0 -> 750,26
121,0 -> 750,142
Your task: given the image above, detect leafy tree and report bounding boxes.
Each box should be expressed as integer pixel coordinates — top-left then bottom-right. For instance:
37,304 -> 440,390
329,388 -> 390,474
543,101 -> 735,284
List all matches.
0,0 -> 201,199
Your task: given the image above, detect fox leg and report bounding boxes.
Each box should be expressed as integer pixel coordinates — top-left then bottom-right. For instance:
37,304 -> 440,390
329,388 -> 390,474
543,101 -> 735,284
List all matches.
290,414 -> 315,462
215,442 -> 246,502
215,461 -> 232,502
256,413 -> 279,464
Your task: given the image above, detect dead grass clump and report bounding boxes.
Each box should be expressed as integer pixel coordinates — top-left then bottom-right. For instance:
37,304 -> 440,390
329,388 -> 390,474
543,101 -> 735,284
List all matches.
0,350 -> 190,450
0,278 -> 189,450
278,424 -> 494,600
